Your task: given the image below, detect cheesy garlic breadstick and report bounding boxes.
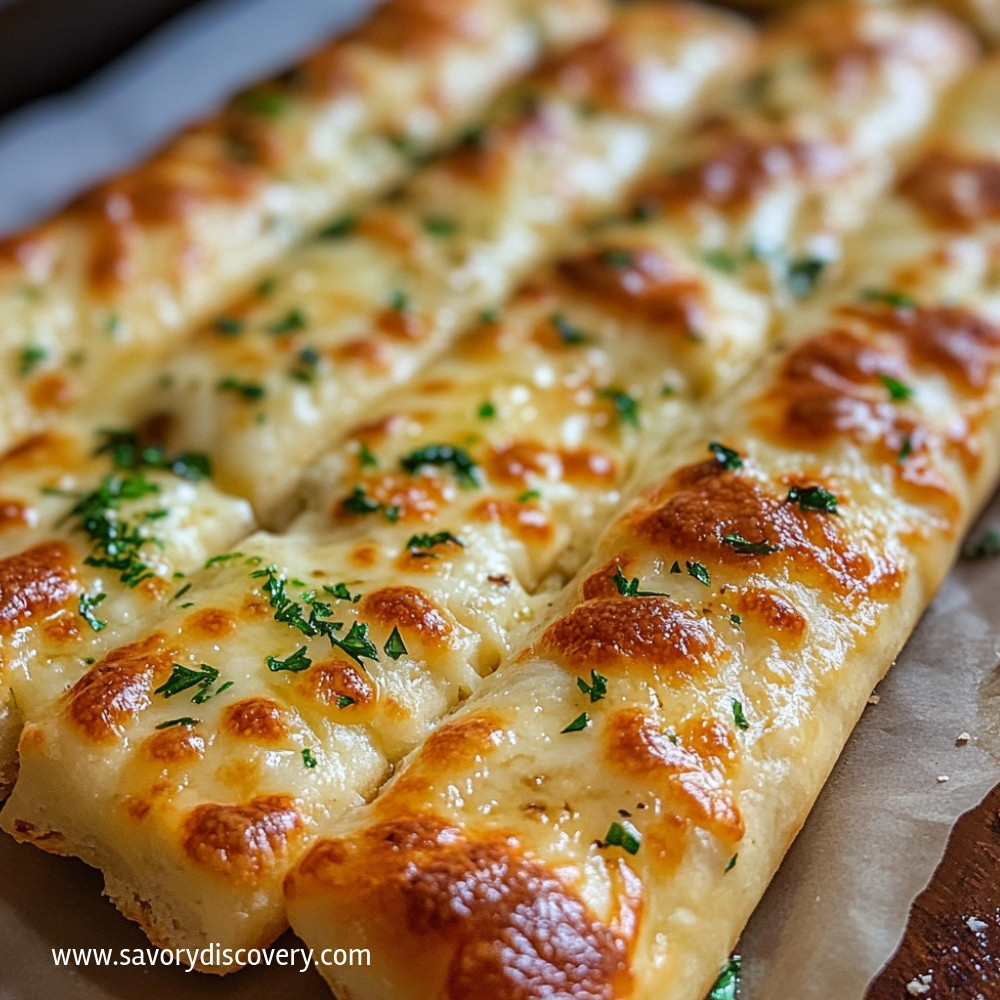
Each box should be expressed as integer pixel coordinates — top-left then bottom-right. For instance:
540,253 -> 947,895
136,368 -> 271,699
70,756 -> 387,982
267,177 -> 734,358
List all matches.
282,55 -> 1000,1000
0,0 -> 609,453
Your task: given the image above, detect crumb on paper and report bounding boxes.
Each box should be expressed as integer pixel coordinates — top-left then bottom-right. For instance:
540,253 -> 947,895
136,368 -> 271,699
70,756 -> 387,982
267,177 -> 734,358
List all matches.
937,775 -> 950,783
867,693 -> 880,705
956,732 -> 971,746
906,974 -> 932,995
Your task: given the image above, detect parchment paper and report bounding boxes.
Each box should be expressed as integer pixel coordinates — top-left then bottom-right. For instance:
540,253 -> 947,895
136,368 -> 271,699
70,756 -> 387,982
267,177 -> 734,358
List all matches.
1,1 -> 998,997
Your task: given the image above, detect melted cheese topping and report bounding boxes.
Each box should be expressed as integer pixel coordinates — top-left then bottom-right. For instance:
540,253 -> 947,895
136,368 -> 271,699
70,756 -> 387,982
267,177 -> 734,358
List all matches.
0,0 -> 610,454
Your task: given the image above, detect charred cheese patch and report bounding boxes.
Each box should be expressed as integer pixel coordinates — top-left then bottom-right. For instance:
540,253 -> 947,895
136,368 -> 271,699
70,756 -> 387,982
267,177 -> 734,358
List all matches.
0,541 -> 77,635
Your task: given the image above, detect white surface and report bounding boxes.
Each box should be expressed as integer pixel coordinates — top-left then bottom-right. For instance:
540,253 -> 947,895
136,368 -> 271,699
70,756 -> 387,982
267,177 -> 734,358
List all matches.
1,2 -> 999,997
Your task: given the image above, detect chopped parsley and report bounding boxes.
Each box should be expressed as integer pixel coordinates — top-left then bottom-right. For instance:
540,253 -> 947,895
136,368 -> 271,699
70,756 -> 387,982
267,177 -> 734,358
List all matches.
669,561 -> 681,574
786,485 -> 838,514
236,88 -> 288,117
603,820 -> 641,855
337,695 -> 356,709
95,429 -> 210,482
687,561 -> 711,587
213,315 -> 245,336
251,564 -> 379,667
155,663 -> 222,704
730,612 -> 742,626
400,444 -> 481,488
406,531 -> 464,556
561,712 -> 590,734
318,215 -> 357,239
18,344 -> 47,376
599,388 -> 640,428
710,957 -> 741,1000
897,434 -> 913,463
324,582 -> 362,603
878,373 -> 914,402
577,669 -> 608,703
480,307 -> 501,324
703,249 -> 739,273
722,532 -> 782,555
551,313 -> 591,345
383,627 -> 408,661
423,216 -> 457,237
601,248 -> 634,268
732,698 -> 750,731
861,288 -> 916,309
289,346 -> 320,383
518,489 -> 541,503
266,647 -> 312,673
708,441 -> 743,470
339,485 -> 399,522
267,307 -> 307,335
217,376 -> 266,402
302,748 -> 318,768
357,443 -> 378,469
962,529 -> 1000,559
477,400 -> 496,419
203,552 -> 243,568
155,717 -> 199,730
725,853 -> 738,872
78,592 -> 108,632
785,256 -> 827,298
388,288 -> 410,312
611,565 -> 665,597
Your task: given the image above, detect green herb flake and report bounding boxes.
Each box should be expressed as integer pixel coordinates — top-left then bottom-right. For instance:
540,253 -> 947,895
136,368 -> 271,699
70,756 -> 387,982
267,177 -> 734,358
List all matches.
406,531 -> 464,555
730,612 -> 742,626
786,485 -> 839,514
561,712 -> 590,734
341,484 -> 382,517
477,400 -> 496,419
732,698 -> 750,731
611,565 -> 664,598
725,853 -> 738,872
318,215 -> 357,239
388,288 -> 410,313
267,307 -> 307,335
383,626 -> 408,661
266,646 -> 313,673
337,695 -> 356,709
962,529 -> 1000,559
878,372 -> 915,402
94,429 -> 211,483
155,663 -> 220,703
551,312 -> 591,345
256,276 -> 278,297
18,344 -> 47,376
603,820 -> 641,855
289,346 -> 320,383
358,443 -> 378,469
898,434 -> 913,463
708,441 -> 743,469
213,315 -> 245,336
236,89 -> 288,118
155,717 -> 199,730
217,376 -> 266,402
577,669 -> 608,703
687,561 -> 711,587
861,288 -> 916,309
722,532 -> 782,555
78,592 -> 108,632
601,248 -> 634,268
203,552 -> 244,569
423,216 -> 457,237
599,388 -> 640,428
324,582 -> 361,602
703,249 -> 739,273
480,307 -> 500,324
302,748 -> 318,768
400,444 -> 481,488
518,489 -> 541,503
710,957 -> 741,1000
785,256 -> 827,298
669,560 -> 681,574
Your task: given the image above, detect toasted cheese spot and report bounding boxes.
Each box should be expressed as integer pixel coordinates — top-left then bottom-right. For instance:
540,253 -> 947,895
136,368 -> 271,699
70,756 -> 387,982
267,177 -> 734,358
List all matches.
471,497 -> 554,544
378,714 -> 505,813
843,302 -> 1000,390
537,596 -> 719,679
734,588 -> 808,640
65,633 -> 177,743
640,134 -> 847,212
0,498 -> 32,530
0,431 -> 80,472
332,337 -> 391,372
222,698 -> 289,743
240,594 -> 275,621
606,708 -> 743,842
291,816 -> 631,1000
143,725 -> 207,764
41,612 -> 81,644
356,0 -> 485,55
899,150 -> 1000,228
183,607 -> 238,640
182,794 -> 304,884
349,412 -> 407,445
631,461 -> 895,599
28,372 -> 77,411
359,586 -> 453,649
336,473 -> 453,523
375,306 -> 426,341
0,541 -> 77,635
350,544 -> 380,569
557,247 -> 707,334
487,440 -> 616,487
298,659 -> 375,708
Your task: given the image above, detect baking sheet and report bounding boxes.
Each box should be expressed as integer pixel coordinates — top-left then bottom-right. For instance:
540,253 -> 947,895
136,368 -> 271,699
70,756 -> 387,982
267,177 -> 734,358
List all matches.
1,1 -> 999,996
